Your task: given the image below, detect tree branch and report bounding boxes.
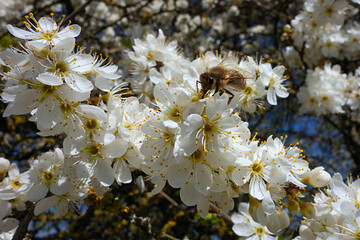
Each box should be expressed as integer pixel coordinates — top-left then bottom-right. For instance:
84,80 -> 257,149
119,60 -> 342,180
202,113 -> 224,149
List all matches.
13,203 -> 35,240
63,0 -> 94,23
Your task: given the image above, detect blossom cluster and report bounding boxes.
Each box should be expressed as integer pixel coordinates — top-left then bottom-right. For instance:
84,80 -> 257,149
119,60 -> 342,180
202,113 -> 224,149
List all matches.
297,63 -> 360,115
0,13 -> 334,239
287,0 -> 360,66
295,173 -> 360,240
285,0 -> 360,116
127,30 -> 289,112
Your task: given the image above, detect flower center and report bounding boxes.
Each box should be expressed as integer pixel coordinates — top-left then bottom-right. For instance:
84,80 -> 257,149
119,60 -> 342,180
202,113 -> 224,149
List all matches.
11,179 -> 21,189
190,149 -> 204,164
86,119 -> 99,130
168,107 -> 181,121
55,61 -> 69,73
42,171 -> 54,182
255,226 -> 265,236
86,144 -> 101,157
244,86 -> 253,95
43,31 -> 56,40
203,122 -> 215,134
250,161 -> 264,177
41,85 -> 57,98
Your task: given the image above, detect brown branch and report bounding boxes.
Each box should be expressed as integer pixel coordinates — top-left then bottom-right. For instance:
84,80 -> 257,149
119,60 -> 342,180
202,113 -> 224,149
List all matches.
160,191 -> 180,208
160,191 -> 233,224
63,0 -> 94,23
210,203 -> 233,224
13,203 -> 35,240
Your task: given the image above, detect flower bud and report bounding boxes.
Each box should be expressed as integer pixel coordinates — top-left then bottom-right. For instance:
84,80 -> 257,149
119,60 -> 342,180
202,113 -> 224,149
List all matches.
287,198 -> 300,215
249,195 -> 261,218
266,210 -> 290,233
306,167 -> 331,188
284,24 -> 292,33
0,157 -> 10,181
299,201 -> 315,219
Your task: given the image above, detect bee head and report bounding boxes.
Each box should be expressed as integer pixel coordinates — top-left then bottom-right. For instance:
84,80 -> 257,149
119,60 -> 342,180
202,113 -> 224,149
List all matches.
200,72 -> 214,86
199,72 -> 214,98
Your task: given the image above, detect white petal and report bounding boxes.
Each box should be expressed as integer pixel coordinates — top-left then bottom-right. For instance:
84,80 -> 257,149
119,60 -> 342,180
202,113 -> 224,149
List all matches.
194,163 -> 212,195
273,65 -> 285,77
96,66 -> 120,79
94,160 -> 114,187
76,162 -> 92,178
0,200 -> 11,220
91,178 -> 108,197
70,54 -> 93,73
267,87 -> 277,105
232,168 -> 249,186
37,98 -> 57,129
148,176 -> 166,196
37,73 -> 63,86
34,196 -> 57,216
65,74 -> 93,93
114,160 -> 132,184
232,223 -> 253,237
3,89 -> 39,117
180,179 -> 199,206
52,37 -> 75,53
262,194 -> 275,215
94,76 -> 112,91
28,184 -> 48,202
0,157 -> 10,174
249,176 -> 267,200
76,104 -> 106,121
6,25 -> 38,39
167,161 -> 191,188
50,177 -> 72,195
54,199 -> 68,218
275,88 -> 289,98
231,214 -> 246,224
7,163 -> 19,179
57,25 -> 81,38
197,196 -> 210,218
1,218 -> 19,232
103,139 -> 128,158
38,17 -> 57,32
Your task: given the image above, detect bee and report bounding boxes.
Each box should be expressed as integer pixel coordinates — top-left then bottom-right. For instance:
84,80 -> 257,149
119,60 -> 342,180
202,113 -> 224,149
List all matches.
198,54 -> 254,102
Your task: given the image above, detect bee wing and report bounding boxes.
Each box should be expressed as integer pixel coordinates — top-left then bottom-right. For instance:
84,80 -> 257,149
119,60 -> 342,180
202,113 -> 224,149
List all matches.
219,55 -> 255,80
222,69 -> 247,90
236,68 -> 255,79
218,55 -> 240,69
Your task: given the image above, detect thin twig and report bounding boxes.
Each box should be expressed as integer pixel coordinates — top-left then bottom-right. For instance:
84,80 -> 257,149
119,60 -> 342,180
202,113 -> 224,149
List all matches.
210,203 -> 233,224
13,203 -> 35,240
160,191 -> 179,208
63,0 -> 94,23
160,191 -> 233,224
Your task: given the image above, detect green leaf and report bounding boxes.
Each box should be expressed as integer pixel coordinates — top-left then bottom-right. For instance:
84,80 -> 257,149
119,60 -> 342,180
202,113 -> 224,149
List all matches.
120,38 -> 132,48
0,35 -> 12,50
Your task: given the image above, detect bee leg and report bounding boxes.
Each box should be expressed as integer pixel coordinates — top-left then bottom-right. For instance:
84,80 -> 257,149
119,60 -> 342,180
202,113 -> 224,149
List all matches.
224,89 -> 234,104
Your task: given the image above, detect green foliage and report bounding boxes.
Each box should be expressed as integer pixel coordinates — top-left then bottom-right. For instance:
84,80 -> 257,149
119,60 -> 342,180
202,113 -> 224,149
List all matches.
120,37 -> 132,48
0,35 -> 12,50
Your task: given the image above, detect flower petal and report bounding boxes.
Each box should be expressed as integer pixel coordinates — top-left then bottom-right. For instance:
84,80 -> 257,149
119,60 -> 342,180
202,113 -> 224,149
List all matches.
37,73 -> 63,86
94,160 -> 114,187
114,160 -> 132,184
34,196 -> 57,216
28,184 -> 48,202
6,25 -> 38,39
65,73 -> 93,93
